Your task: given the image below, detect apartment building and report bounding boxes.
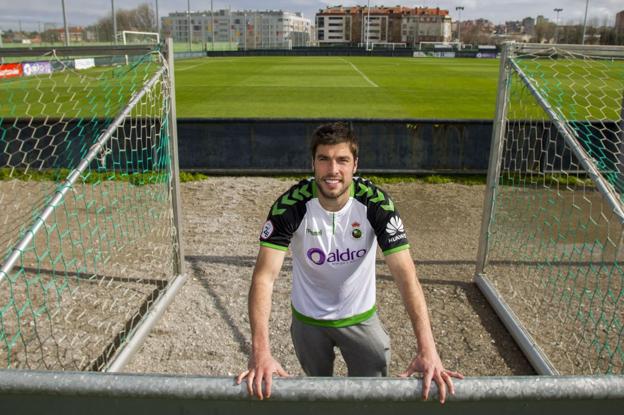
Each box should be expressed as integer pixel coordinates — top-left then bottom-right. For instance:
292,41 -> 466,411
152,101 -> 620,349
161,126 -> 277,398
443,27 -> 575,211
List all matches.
616,10 -> 624,35
162,9 -> 313,49
316,5 -> 451,46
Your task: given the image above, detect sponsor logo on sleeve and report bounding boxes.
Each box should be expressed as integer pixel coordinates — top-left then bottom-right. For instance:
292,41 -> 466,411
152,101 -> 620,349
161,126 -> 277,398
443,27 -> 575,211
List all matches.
386,216 -> 406,243
260,220 -> 274,240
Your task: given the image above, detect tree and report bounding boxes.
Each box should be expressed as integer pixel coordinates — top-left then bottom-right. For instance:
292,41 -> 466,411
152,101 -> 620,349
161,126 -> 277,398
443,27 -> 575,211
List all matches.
533,22 -> 556,43
94,3 -> 156,42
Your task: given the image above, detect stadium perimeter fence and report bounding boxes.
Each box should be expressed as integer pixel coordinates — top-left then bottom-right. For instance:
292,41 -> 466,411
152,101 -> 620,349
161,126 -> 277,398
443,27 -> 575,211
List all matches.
0,41 -> 623,414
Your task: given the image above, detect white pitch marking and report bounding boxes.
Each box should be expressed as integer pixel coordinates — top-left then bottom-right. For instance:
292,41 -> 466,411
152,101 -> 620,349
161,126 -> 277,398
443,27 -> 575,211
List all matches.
176,59 -> 236,71
339,57 -> 379,88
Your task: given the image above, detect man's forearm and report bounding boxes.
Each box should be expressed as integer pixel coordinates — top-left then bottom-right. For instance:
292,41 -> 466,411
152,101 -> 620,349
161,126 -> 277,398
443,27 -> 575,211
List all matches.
386,251 -> 437,353
248,275 -> 275,356
398,272 -> 437,353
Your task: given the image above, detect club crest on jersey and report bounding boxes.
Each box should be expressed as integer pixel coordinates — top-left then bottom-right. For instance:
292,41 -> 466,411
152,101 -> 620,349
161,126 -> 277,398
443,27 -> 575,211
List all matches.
260,220 -> 274,240
351,221 -> 362,239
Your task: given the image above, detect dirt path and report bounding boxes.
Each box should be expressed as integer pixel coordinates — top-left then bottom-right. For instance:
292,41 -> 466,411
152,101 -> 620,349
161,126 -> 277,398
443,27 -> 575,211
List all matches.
125,177 -> 534,377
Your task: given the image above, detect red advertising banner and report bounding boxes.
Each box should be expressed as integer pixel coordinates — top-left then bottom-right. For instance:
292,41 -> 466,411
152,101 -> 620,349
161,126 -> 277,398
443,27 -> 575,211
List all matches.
0,63 -> 23,79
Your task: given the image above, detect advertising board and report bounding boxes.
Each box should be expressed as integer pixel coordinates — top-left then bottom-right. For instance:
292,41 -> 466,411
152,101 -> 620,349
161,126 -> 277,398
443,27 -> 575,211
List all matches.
0,63 -> 23,79
75,58 -> 96,70
22,61 -> 53,76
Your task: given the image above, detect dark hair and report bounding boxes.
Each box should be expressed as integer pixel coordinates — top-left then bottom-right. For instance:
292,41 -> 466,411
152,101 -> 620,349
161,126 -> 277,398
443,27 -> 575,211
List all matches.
310,122 -> 359,159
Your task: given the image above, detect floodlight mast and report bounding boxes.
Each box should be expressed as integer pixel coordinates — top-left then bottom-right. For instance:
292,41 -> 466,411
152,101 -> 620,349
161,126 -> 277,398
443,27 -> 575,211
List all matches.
187,0 -> 192,52
61,0 -> 70,46
553,8 -> 563,44
111,0 -> 117,44
581,0 -> 590,45
455,6 -> 464,45
366,1 -> 371,51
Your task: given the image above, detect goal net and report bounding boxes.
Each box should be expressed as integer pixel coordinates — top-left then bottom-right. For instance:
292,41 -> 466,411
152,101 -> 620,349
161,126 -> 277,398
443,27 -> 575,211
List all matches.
0,44 -> 184,371
477,43 -> 624,375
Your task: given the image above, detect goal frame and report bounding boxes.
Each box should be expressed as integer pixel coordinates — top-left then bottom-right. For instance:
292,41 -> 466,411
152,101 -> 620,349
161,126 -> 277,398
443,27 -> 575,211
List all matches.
0,38 -> 186,372
475,42 -> 624,375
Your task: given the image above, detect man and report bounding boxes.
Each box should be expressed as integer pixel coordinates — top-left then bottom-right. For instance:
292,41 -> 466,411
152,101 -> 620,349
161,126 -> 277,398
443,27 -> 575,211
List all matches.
236,122 -> 462,402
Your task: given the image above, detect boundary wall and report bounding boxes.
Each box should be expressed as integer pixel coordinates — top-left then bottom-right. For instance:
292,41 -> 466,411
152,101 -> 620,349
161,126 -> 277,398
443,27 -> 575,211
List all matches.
176,118 -> 493,174
205,47 -> 500,58
4,118 -> 618,174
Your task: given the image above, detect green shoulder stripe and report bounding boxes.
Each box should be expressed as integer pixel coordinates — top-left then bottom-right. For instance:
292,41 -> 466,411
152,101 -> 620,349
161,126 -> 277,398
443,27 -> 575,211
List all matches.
260,241 -> 289,251
383,244 -> 410,256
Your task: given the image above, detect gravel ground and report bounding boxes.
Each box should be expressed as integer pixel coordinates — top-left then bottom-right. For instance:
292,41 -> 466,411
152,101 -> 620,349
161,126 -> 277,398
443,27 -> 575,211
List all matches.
125,177 -> 534,377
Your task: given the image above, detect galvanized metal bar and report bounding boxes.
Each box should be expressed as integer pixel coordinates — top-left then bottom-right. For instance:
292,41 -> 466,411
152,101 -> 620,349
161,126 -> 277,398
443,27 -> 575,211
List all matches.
0,45 -> 157,58
0,67 -> 165,285
509,58 -> 624,223
1,370 -> 623,401
475,42 -> 513,275
475,273 -> 558,375
513,43 -> 624,56
105,273 -> 188,372
166,37 -> 187,277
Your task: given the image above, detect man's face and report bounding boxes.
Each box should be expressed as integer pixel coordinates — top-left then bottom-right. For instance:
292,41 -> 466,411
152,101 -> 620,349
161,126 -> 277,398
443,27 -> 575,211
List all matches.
312,143 -> 358,207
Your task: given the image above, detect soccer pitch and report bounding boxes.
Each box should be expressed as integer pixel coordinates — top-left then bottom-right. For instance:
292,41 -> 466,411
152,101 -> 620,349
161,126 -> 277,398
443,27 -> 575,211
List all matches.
174,56 -> 500,119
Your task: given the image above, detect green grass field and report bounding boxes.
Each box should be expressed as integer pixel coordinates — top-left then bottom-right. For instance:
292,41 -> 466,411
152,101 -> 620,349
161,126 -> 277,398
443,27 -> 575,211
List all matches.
2,55 -> 622,120
173,56 -> 500,119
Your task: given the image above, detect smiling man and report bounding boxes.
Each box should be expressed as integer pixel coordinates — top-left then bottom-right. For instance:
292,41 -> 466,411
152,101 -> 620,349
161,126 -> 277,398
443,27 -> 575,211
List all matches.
236,122 -> 462,402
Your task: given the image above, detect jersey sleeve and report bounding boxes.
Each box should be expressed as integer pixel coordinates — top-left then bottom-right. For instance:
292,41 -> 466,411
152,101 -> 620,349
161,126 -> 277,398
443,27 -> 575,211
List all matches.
356,178 -> 410,255
258,179 -> 311,251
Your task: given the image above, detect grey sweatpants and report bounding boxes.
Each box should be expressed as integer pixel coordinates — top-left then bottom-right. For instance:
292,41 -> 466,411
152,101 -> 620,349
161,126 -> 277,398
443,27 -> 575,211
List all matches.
290,313 -> 391,377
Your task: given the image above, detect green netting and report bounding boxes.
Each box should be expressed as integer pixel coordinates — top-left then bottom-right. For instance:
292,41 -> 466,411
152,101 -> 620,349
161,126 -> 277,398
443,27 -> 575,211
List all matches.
0,48 -> 179,371
484,45 -> 624,374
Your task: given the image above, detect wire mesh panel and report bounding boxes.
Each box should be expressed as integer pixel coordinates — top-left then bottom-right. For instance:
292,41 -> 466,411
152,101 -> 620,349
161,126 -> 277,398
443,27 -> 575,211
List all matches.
480,44 -> 624,375
0,47 -> 180,371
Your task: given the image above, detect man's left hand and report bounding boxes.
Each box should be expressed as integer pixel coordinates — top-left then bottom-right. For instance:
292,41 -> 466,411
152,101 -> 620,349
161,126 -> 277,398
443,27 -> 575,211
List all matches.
399,351 -> 464,404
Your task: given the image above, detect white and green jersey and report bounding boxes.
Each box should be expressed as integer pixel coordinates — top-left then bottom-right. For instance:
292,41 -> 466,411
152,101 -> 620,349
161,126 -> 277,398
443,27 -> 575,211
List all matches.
259,177 -> 410,327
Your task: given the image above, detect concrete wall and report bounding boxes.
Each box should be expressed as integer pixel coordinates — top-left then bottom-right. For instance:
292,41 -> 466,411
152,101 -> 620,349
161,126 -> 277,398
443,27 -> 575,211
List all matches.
176,118 -> 494,174
3,118 -> 621,175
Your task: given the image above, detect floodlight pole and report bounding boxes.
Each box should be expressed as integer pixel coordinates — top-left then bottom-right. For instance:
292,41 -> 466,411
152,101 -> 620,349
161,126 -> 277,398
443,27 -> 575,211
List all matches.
61,0 -> 70,46
366,0 -> 371,51
228,5 -> 232,46
553,8 -> 563,44
244,13 -> 247,51
211,0 -> 215,51
111,0 -> 117,44
155,0 -> 160,33
187,0 -> 192,52
455,6 -> 464,46
581,0 -> 590,45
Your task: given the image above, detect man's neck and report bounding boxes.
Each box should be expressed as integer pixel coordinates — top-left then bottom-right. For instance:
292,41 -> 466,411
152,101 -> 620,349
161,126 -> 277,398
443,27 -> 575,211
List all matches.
317,190 -> 350,212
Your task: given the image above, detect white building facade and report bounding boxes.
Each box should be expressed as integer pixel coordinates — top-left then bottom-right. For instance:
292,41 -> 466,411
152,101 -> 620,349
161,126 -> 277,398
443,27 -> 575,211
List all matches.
316,6 -> 451,46
162,9 -> 313,49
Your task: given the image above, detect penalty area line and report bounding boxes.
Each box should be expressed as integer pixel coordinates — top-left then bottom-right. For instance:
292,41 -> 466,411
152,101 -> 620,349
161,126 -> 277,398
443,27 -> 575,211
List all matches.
339,58 -> 379,88
176,59 -> 236,72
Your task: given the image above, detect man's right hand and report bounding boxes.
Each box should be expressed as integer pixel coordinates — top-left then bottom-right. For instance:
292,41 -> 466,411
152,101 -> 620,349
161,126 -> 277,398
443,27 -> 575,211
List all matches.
235,353 -> 289,400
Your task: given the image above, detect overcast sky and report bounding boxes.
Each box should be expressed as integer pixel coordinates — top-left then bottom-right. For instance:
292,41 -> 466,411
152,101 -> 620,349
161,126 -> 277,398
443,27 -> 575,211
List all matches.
1,0 -> 622,31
